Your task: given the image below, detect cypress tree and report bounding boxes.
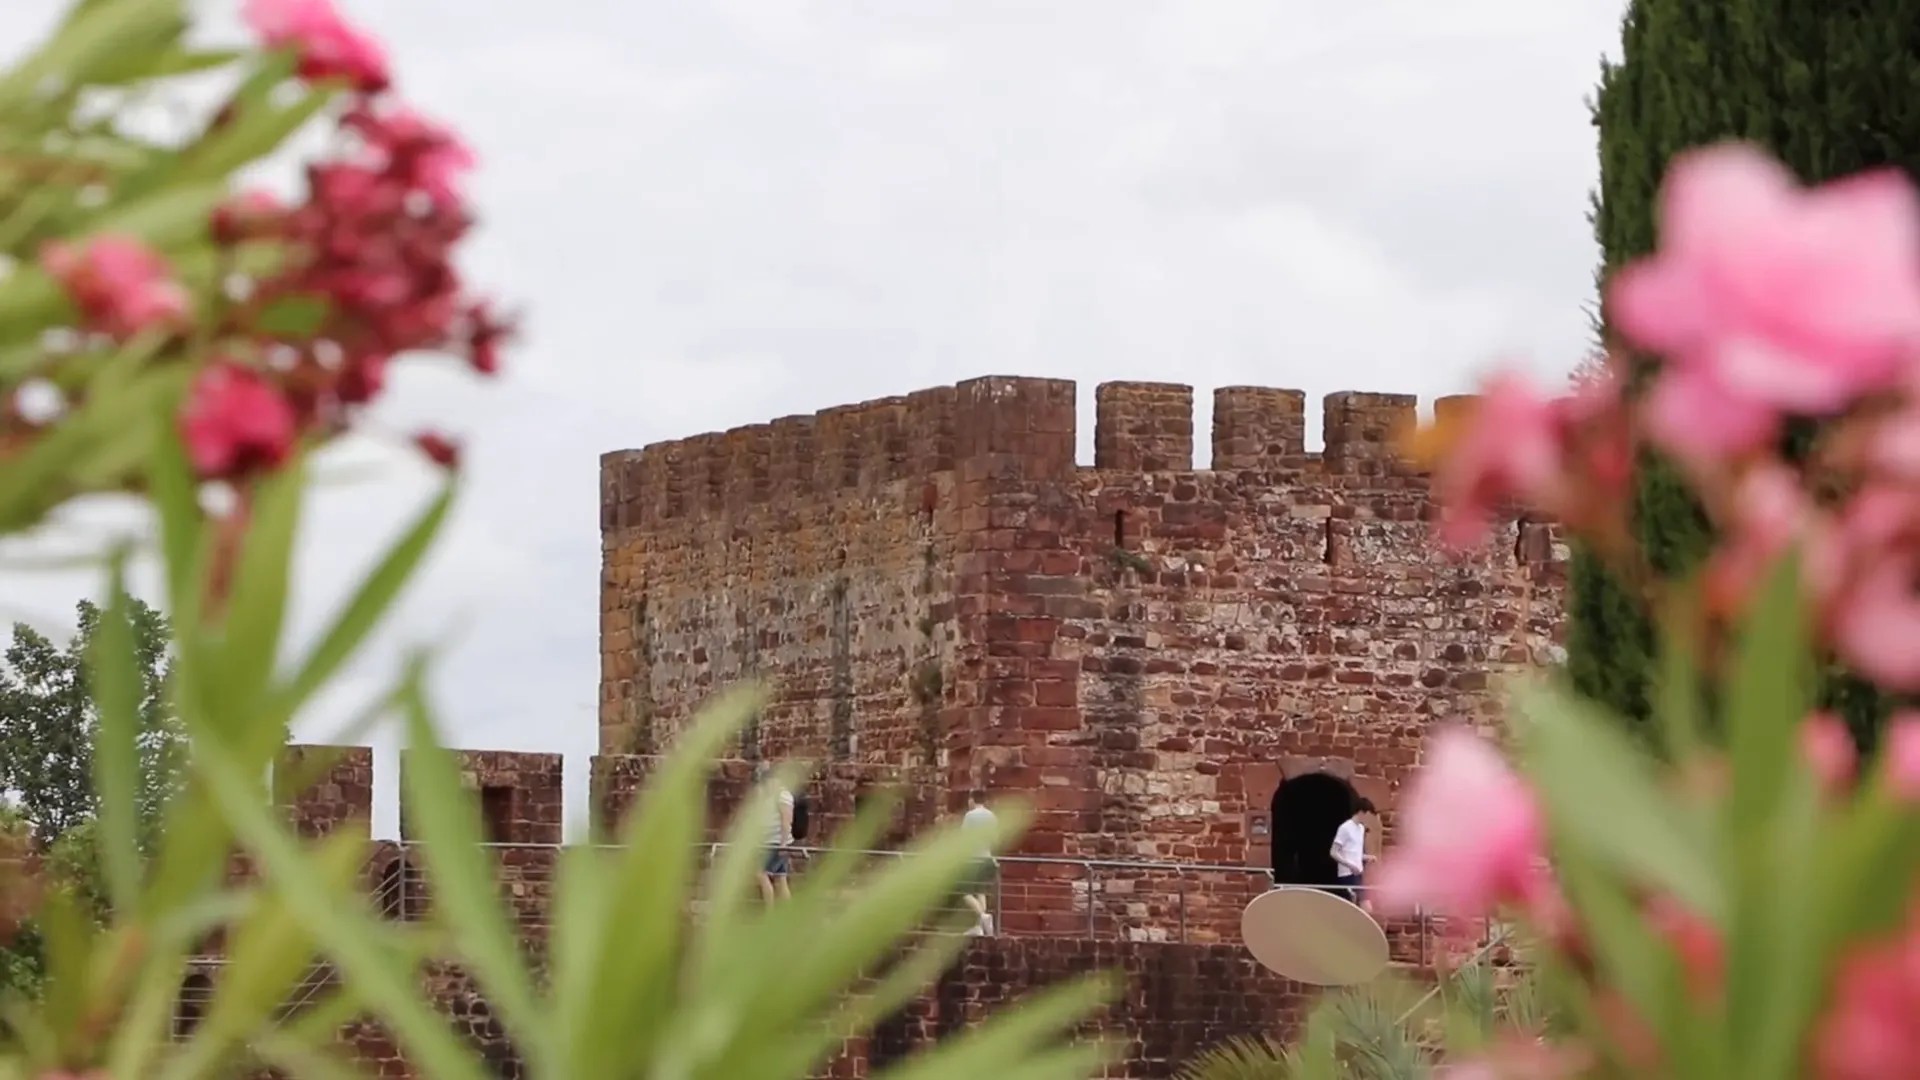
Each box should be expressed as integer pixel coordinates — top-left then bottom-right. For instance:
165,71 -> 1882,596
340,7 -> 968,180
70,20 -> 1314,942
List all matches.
1572,0 -> 1920,751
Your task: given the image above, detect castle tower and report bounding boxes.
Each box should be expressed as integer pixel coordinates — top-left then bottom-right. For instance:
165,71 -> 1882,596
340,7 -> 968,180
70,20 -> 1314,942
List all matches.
597,376 -> 1567,865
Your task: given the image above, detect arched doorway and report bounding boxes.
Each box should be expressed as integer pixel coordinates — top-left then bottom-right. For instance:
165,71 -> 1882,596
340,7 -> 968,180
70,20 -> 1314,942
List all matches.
1268,770 -> 1360,887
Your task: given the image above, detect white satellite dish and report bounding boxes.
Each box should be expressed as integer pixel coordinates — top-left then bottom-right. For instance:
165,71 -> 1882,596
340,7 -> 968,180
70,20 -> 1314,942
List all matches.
1241,886 -> 1391,986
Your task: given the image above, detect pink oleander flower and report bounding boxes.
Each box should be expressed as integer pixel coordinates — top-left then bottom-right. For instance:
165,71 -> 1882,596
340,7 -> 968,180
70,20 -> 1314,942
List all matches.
1879,713 -> 1920,800
41,235 -> 189,339
1704,463 -> 1816,614
1643,363 -> 1779,469
1429,372 -> 1567,549
1372,728 -> 1547,917
242,0 -> 390,93
180,363 -> 298,479
413,431 -> 460,469
1816,924 -> 1920,1080
1829,553 -> 1920,690
1646,895 -> 1724,996
1610,142 -> 1920,420
210,188 -> 288,245
1802,711 -> 1858,793
346,104 -> 476,209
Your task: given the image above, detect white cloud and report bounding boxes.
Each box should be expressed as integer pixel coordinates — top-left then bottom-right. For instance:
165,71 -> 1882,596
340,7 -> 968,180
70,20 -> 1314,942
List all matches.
0,0 -> 1628,835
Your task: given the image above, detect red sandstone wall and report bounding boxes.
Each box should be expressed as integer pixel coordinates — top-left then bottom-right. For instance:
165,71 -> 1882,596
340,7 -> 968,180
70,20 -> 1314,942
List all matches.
1052,383 -> 1566,865
599,376 -> 1567,943
589,753 -> 941,846
600,390 -> 961,768
600,377 -> 1565,861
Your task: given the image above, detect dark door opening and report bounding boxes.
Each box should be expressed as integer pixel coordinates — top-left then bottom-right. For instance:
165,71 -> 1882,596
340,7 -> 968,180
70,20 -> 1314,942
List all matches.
1268,771 -> 1360,888
479,785 -> 516,845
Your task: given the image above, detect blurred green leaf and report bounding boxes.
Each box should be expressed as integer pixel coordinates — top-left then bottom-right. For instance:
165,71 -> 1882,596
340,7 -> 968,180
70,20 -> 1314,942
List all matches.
83,181 -> 225,250
0,363 -> 183,534
0,269 -> 64,343
252,294 -> 331,339
1516,680 -> 1720,919
397,673 -> 544,1053
275,480 -> 455,715
188,719 -> 492,1080
176,57 -> 331,183
87,556 -> 144,916
1719,557 -> 1821,1080
34,886 -> 94,1062
545,684 -> 764,1077
869,975 -> 1114,1080
1651,588 -> 1708,760
1724,556 -> 1814,845
208,451 -> 305,731
0,0 -> 185,111
159,832 -> 364,1080
87,46 -> 241,88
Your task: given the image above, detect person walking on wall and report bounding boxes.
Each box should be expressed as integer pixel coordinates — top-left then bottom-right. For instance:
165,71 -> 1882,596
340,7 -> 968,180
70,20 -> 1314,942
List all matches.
1332,796 -> 1375,908
755,761 -> 795,903
959,790 -> 997,936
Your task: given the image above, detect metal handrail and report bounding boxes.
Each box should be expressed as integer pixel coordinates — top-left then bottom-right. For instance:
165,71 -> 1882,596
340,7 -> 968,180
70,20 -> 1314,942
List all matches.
363,839 -> 1485,958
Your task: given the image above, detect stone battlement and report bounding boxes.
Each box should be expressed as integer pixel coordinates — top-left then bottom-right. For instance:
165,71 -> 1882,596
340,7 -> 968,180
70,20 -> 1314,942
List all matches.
601,376 -> 1497,532
598,376 -> 1564,807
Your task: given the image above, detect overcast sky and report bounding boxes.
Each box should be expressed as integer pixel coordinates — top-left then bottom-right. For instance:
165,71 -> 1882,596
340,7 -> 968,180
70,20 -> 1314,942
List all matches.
0,0 -> 1626,835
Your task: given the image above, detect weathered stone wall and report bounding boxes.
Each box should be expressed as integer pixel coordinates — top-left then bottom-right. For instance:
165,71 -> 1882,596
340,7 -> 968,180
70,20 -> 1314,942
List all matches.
600,376 -> 1565,866
595,376 -> 1567,945
273,744 -> 374,840
1046,383 -> 1566,868
589,754 -> 942,846
220,939 -> 1308,1080
600,390 -> 961,769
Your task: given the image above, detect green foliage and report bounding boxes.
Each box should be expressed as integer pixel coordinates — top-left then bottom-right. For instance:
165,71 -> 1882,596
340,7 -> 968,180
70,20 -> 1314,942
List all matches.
0,596 -> 181,847
0,4 -> 1119,1077
0,0 -> 336,536
1177,961 -> 1549,1080
1573,0 -> 1920,748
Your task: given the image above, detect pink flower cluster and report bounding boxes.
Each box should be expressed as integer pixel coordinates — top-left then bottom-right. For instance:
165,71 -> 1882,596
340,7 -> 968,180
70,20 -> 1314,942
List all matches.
1820,909 -> 1920,1080
1430,143 -> 1920,693
1380,712 -> 1920,1077
34,0 -> 504,482
41,237 -> 189,339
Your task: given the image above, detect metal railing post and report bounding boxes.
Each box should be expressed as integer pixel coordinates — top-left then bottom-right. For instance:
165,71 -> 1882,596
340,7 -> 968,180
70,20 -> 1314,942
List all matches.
1177,872 -> 1188,943
993,860 -> 1002,930
1084,862 -> 1096,937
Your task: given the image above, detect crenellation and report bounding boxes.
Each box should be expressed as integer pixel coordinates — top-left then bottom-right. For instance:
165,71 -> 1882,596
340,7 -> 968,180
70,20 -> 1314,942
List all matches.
766,413 -> 818,498
1432,393 -> 1480,429
274,744 -> 373,840
689,432 -> 728,516
1322,390 -> 1418,476
598,449 -> 641,534
1211,386 -> 1307,471
904,385 -> 958,475
1095,381 -> 1195,472
398,750 -> 563,846
954,375 -> 1078,480
723,422 -> 773,509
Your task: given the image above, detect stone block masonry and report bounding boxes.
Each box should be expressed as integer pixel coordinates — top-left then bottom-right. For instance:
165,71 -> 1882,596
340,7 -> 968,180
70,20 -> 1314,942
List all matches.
191,372 -> 1569,1079
600,376 -> 1569,864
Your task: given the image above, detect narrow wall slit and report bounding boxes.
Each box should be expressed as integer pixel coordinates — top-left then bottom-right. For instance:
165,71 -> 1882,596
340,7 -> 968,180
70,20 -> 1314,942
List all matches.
1113,510 -> 1125,547
479,785 -> 515,845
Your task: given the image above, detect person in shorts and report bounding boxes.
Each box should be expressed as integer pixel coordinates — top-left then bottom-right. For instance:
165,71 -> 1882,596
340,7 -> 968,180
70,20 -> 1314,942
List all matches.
1331,795 -> 1375,907
755,761 -> 794,903
959,789 -> 997,935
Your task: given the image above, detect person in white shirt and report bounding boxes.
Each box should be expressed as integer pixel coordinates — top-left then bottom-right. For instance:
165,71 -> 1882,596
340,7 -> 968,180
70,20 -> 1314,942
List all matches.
1331,796 -> 1375,907
958,790 -> 997,936
754,761 -> 794,903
